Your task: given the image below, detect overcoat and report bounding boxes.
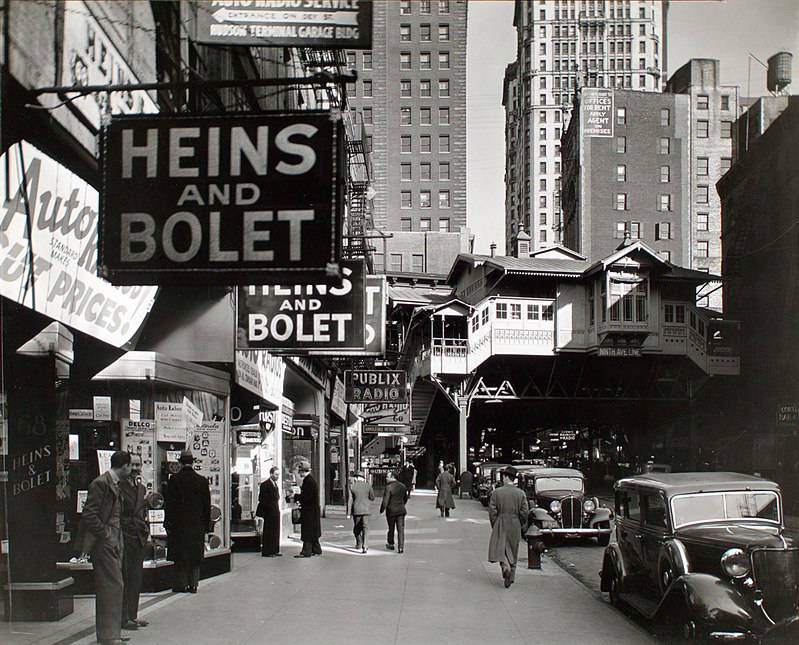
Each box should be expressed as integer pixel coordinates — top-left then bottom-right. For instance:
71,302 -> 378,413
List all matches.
296,473 -> 322,541
487,483 -> 529,565
348,479 -> 375,516
435,471 -> 456,509
164,466 -> 211,562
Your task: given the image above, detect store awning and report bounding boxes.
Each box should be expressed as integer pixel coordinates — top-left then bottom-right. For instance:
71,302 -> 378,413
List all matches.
92,351 -> 230,396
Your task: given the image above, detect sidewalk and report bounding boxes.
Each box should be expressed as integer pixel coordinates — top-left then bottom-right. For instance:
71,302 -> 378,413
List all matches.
1,490 -> 655,645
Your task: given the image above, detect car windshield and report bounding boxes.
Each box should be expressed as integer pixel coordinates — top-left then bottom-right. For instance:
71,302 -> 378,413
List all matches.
671,491 -> 780,528
534,477 -> 584,495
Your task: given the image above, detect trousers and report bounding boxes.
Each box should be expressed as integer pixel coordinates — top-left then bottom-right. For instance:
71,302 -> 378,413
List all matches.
121,535 -> 145,623
352,514 -> 370,548
174,559 -> 201,588
386,514 -> 405,549
93,538 -> 124,641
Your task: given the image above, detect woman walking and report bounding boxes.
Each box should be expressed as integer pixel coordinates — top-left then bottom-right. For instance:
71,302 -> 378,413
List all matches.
435,467 -> 456,517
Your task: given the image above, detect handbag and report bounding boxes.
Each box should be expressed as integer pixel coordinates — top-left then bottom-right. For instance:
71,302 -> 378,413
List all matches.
291,506 -> 301,524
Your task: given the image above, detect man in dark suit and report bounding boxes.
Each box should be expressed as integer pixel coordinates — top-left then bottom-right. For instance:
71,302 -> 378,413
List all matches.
256,466 -> 282,557
293,459 -> 322,558
380,470 -> 408,553
81,450 -> 132,645
399,460 -> 415,498
120,453 -> 150,630
164,450 -> 211,593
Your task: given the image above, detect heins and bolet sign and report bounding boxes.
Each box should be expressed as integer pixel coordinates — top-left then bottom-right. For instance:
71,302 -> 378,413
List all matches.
100,112 -> 343,284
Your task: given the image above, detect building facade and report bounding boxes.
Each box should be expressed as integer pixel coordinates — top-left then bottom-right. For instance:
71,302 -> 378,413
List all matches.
504,0 -> 667,254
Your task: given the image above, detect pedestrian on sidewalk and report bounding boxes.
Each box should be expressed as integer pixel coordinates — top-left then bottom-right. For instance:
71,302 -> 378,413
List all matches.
487,466 -> 529,589
399,460 -> 415,498
435,467 -> 456,517
380,471 -> 407,553
80,450 -> 131,645
164,450 -> 211,594
294,460 -> 322,557
348,470 -> 375,553
459,468 -> 473,499
120,453 -> 150,631
256,466 -> 282,557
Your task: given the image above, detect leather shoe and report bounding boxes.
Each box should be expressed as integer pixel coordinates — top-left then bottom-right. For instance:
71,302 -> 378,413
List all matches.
294,553 -> 311,558
361,547 -> 367,554
121,620 -> 139,630
171,586 -> 187,593
386,543 -> 395,550
398,547 -> 404,554
134,618 -> 149,627
188,586 -> 197,593
502,565 -> 512,588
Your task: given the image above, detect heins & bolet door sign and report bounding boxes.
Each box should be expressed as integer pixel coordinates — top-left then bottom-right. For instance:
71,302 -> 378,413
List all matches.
344,370 -> 407,403
100,111 -> 344,284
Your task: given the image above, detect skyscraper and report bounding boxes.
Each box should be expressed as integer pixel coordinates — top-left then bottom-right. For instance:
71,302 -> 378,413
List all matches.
504,0 -> 668,254
347,0 -> 468,272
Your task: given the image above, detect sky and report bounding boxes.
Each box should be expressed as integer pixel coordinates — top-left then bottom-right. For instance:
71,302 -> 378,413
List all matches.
466,0 -> 799,254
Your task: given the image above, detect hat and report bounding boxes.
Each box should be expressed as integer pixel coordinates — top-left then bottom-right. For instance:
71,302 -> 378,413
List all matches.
179,450 -> 195,464
296,460 -> 311,472
353,470 -> 364,478
503,465 -> 518,479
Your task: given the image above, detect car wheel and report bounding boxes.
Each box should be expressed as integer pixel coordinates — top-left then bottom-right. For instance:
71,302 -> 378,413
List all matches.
659,560 -> 675,596
596,521 -> 611,546
606,561 -> 624,609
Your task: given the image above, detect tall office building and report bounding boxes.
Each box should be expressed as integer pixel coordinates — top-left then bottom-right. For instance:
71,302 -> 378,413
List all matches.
504,0 -> 668,254
347,0 -> 468,272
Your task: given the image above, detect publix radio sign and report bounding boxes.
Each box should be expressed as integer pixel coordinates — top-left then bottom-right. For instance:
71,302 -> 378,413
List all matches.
344,370 -> 407,403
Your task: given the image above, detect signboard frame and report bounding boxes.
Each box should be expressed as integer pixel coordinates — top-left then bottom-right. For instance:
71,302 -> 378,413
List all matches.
344,370 -> 407,404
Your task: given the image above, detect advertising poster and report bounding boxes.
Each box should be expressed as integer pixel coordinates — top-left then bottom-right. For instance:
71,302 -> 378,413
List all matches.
182,397 -> 204,445
190,421 -> 225,545
155,401 -> 185,442
360,403 -> 410,426
93,396 -> 112,421
581,88 -> 614,137
121,419 -> 156,495
96,450 -> 114,475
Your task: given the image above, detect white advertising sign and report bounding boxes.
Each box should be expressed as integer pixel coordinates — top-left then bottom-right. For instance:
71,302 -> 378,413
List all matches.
155,402 -> 185,443
0,141 -> 158,347
121,419 -> 156,495
96,449 -> 114,474
182,397 -> 204,445
234,350 -> 286,408
69,409 -> 94,420
93,396 -> 112,421
189,420 -> 225,544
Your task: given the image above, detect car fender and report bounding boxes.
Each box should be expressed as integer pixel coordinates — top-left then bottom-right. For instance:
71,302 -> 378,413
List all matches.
530,507 -> 555,524
589,507 -> 613,526
600,542 -> 627,592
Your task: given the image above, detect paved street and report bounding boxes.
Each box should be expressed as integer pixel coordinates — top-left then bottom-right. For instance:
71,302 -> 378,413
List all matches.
1,490 -> 655,645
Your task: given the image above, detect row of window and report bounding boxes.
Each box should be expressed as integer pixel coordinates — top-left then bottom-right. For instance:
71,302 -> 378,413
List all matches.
614,185 -> 713,210
400,218 -> 451,233
399,23 -> 450,42
399,79 -> 452,98
400,50 -> 451,70
697,94 -> 733,111
616,106 -> 733,138
398,106 -> 451,125
400,190 -> 451,209
399,0 -> 450,15
537,1 -> 644,20
373,253 -> 426,273
400,134 -> 451,154
400,162 -> 450,181
614,221 -> 714,255
469,301 -> 555,332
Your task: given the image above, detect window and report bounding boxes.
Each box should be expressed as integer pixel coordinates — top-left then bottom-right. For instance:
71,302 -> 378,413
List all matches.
420,0 -> 431,13
420,24 -> 431,41
400,107 -> 412,126
639,24 -> 646,36
539,229 -> 547,242
644,495 -> 668,529
400,52 -> 411,70
401,135 -> 411,153
629,221 -> 641,240
614,221 -> 627,239
363,107 -> 373,125
697,94 -> 709,110
539,212 -> 547,225
439,107 -> 450,125
390,254 -> 403,272
697,185 -> 709,203
697,241 -> 709,258
660,165 -> 670,183
616,107 -> 626,125
400,217 -> 411,231
400,192 -> 412,209
400,0 -> 411,14
720,95 -> 730,111
420,79 -> 431,97
660,250 -> 671,262
539,178 -> 547,191
420,135 -> 431,153
639,41 -> 646,53
439,51 -> 450,69
420,192 -> 431,210
617,165 -> 627,181
420,217 -> 431,231
439,218 -> 450,233
439,79 -> 450,97
540,161 -> 547,173
411,254 -> 424,273
540,25 -> 546,38
346,51 -> 356,67
438,24 -> 450,41
496,302 -> 508,319
540,144 -> 547,156
616,193 -> 628,211
655,222 -> 672,240
721,121 -> 732,139
362,52 -> 372,70
697,157 -> 709,177
420,52 -> 431,70
697,213 -> 709,231
697,120 -> 709,138
420,163 -> 432,181
660,108 -> 670,126
539,110 -> 547,123
439,135 -> 450,153
659,137 -> 670,154
481,308 -> 489,326
617,136 -> 627,153
539,127 -> 547,141
420,107 -> 431,125
373,253 -> 384,272
639,6 -> 646,18
438,190 -> 450,208
511,303 -> 522,320
438,0 -> 450,14
362,80 -> 372,97
401,163 -> 411,181
526,304 -> 540,320
720,157 -> 732,173
542,304 -> 554,321
438,162 -> 450,181
400,79 -> 411,98
659,194 -> 671,211
400,24 -> 411,41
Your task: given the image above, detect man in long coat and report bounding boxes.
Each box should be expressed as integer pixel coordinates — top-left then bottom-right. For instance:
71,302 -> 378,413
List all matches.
488,466 -> 529,588
81,450 -> 131,645
379,470 -> 408,553
256,466 -> 282,557
120,453 -> 150,630
435,467 -> 456,517
164,450 -> 211,593
347,471 -> 375,553
294,460 -> 322,557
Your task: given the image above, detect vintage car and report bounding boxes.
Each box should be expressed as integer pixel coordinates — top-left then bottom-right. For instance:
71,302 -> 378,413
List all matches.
600,472 -> 799,641
474,462 -> 510,506
519,467 -> 613,545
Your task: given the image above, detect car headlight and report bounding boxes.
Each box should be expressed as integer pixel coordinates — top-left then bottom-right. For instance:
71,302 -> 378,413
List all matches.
721,548 -> 751,579
583,499 -> 596,513
550,500 -> 561,513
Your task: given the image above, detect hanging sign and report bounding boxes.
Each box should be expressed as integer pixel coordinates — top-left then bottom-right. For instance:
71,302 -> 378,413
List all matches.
360,403 -> 409,426
100,111 -> 344,284
344,370 -> 407,403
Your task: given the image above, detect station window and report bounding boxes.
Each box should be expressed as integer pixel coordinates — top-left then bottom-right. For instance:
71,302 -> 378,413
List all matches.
511,304 -> 522,320
542,304 -> 554,321
527,304 -> 540,320
496,302 -> 508,319
481,308 -> 489,326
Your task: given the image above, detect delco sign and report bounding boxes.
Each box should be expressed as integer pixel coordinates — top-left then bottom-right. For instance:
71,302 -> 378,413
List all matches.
344,370 -> 407,403
100,111 -> 344,284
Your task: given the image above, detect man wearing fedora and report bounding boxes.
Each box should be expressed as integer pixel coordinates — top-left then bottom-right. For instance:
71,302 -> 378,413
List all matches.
164,450 -> 211,593
347,470 -> 375,554
293,459 -> 322,557
487,466 -> 529,589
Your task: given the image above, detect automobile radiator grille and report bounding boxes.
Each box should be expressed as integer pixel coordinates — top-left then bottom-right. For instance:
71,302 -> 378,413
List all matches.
751,548 -> 799,624
560,496 -> 583,529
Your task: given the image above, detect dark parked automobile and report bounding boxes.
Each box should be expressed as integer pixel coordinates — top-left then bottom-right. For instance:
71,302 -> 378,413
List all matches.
519,467 -> 613,546
474,462 -> 510,506
600,472 -> 799,641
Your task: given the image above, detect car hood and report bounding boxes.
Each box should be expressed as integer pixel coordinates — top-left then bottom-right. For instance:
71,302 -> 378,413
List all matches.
532,490 -> 584,502
676,523 -> 791,550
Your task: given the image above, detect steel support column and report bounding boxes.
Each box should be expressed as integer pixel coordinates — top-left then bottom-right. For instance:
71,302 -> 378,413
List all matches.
458,396 -> 468,475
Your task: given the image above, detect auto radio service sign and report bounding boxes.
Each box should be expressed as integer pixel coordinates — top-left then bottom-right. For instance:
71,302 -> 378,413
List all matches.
100,111 -> 344,284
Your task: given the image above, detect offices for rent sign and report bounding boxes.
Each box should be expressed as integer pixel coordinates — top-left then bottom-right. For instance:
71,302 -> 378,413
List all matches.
100,112 -> 344,284
581,89 -> 614,137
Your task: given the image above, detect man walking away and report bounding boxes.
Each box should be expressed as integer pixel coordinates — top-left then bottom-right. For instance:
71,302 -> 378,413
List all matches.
380,471 -> 407,553
81,450 -> 131,645
164,450 -> 211,593
294,460 -> 322,557
399,460 -> 415,498
348,470 -> 375,553
120,453 -> 150,631
256,466 -> 282,557
487,466 -> 529,588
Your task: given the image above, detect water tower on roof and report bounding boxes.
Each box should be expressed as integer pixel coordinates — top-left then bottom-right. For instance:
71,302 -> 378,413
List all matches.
767,51 -> 793,95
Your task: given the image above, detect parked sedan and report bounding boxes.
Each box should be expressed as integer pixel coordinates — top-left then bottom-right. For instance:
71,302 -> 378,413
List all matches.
519,467 -> 613,545
600,472 -> 799,641
474,462 -> 510,506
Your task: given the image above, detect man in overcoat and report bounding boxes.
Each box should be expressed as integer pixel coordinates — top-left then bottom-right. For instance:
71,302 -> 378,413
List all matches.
256,466 -> 282,557
399,460 -> 415,498
81,450 -> 131,645
120,453 -> 150,630
487,466 -> 529,588
347,471 -> 375,553
294,460 -> 322,557
164,450 -> 211,593
379,470 -> 407,553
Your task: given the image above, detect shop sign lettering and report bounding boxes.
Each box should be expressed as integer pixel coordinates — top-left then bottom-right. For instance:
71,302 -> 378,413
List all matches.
10,444 -> 53,496
344,370 -> 407,403
360,403 -> 409,426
